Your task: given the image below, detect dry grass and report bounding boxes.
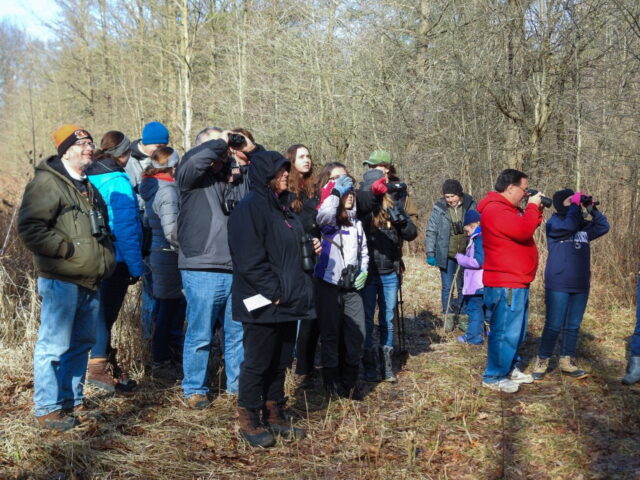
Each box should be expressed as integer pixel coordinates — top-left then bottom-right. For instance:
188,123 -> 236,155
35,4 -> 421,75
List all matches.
1,212 -> 640,478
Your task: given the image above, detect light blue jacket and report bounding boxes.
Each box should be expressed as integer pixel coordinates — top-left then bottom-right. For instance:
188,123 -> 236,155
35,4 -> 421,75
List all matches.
87,157 -> 144,277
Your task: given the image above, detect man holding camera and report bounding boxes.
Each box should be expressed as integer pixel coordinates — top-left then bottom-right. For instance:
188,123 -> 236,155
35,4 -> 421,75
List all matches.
18,125 -> 116,430
477,168 -> 544,393
176,129 -> 257,408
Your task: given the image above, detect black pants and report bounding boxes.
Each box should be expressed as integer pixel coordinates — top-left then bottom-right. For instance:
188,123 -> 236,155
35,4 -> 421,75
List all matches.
238,321 -> 297,410
316,279 -> 365,370
295,318 -> 320,375
99,262 -> 131,355
153,297 -> 186,363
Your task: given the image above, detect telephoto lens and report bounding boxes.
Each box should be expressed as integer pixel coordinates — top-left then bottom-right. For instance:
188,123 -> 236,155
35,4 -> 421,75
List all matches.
227,133 -> 246,149
526,189 -> 552,208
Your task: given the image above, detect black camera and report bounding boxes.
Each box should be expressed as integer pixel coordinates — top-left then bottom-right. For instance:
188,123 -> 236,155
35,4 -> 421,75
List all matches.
89,208 -> 112,240
387,205 -> 409,228
227,133 -> 246,149
221,199 -> 237,216
337,264 -> 360,291
300,234 -> 316,273
526,189 -> 552,208
386,182 -> 407,194
451,220 -> 464,235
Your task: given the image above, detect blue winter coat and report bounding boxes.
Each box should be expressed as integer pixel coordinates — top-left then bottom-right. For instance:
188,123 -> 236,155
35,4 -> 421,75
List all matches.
87,157 -> 143,277
545,205 -> 610,293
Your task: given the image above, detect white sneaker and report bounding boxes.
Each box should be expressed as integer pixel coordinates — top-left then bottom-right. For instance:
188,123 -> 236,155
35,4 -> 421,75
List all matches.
482,379 -> 519,393
509,367 -> 534,384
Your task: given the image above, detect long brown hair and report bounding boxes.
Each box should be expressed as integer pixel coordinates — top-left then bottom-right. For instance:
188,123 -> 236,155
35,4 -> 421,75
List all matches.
144,146 -> 175,176
95,130 -> 125,161
371,194 -> 395,229
285,144 -> 315,212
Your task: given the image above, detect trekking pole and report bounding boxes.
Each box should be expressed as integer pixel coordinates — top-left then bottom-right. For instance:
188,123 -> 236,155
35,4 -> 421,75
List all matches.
443,264 -> 462,332
397,281 -> 406,353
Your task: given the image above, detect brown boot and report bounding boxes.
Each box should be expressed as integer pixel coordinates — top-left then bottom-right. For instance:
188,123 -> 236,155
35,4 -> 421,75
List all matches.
559,356 -> 589,379
263,399 -> 306,441
87,358 -> 136,393
237,407 -> 275,448
36,409 -> 79,431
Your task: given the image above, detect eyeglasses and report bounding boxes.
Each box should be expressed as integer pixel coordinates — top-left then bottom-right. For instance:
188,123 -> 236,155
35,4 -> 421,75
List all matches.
74,140 -> 95,149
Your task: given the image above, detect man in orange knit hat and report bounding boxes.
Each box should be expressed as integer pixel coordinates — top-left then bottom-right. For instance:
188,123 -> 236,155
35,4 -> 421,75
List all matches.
18,124 -> 116,431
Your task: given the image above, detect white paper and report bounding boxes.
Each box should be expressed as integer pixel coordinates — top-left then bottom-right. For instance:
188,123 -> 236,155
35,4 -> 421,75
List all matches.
243,294 -> 273,312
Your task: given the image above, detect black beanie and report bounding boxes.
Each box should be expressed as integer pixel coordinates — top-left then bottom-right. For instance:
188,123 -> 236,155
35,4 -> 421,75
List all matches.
442,179 -> 463,197
553,189 -> 574,216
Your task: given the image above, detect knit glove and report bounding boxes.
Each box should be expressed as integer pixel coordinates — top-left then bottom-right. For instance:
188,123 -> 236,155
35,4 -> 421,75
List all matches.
371,177 -> 388,196
570,192 -> 582,206
354,270 -> 368,290
426,256 -> 437,266
333,175 -> 354,197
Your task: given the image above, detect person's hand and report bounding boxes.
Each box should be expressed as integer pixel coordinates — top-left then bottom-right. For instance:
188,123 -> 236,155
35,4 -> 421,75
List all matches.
312,237 -> 322,255
528,191 -> 543,207
354,270 -> 368,290
372,177 -> 388,196
334,175 -> 354,196
570,192 -> 582,206
426,256 -> 437,266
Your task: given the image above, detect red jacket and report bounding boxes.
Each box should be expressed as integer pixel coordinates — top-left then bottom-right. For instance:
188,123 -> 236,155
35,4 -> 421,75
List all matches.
477,191 -> 542,288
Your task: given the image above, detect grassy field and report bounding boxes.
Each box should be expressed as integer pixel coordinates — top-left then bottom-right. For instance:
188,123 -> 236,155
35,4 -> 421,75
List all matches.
1,248 -> 639,479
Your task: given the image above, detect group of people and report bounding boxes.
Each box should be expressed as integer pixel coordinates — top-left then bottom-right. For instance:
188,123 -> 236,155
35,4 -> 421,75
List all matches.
425,170 -> 616,393
17,122 -> 419,447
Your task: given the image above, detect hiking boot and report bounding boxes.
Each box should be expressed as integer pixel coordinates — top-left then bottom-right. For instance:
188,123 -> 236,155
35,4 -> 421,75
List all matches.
186,394 -> 210,410
262,399 -> 306,441
509,366 -> 534,384
322,367 -> 346,398
482,379 -> 519,393
237,407 -> 276,448
622,356 -> 640,385
87,358 -> 137,393
380,346 -> 397,383
559,356 -> 588,379
362,348 -> 381,382
36,410 -> 80,431
443,313 -> 455,332
457,314 -> 469,332
340,364 -> 364,400
531,356 -> 550,381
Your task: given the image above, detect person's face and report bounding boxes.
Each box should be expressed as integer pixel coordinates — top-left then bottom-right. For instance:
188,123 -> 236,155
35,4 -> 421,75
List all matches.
463,222 -> 480,235
274,167 -> 289,193
328,166 -> 347,181
504,177 -> 529,206
444,194 -> 461,207
141,143 -> 166,157
343,191 -> 355,209
562,196 -> 572,207
293,148 -> 312,174
65,139 -> 95,173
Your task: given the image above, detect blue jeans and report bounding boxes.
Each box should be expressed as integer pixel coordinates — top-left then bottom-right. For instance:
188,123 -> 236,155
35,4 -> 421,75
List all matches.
141,258 -> 158,340
34,278 -> 100,416
181,270 -> 244,396
482,287 -> 529,383
362,273 -> 398,349
538,289 -> 589,359
461,292 -> 486,345
630,275 -> 640,356
440,258 -> 464,314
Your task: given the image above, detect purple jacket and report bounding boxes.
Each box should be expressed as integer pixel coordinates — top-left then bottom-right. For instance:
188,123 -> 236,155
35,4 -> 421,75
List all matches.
455,230 -> 484,295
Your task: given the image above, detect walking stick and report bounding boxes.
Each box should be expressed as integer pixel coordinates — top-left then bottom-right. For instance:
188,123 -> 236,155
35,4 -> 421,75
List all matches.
443,264 -> 462,332
396,272 -> 407,353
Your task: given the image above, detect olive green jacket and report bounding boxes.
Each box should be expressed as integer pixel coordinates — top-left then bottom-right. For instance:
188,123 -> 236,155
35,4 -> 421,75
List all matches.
18,157 -> 116,290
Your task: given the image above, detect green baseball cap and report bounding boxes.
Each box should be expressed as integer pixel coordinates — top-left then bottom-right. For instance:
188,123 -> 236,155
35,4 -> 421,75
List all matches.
363,150 -> 393,166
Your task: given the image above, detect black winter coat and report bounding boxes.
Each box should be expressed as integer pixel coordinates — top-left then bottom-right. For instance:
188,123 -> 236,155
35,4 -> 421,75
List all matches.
228,151 -> 315,324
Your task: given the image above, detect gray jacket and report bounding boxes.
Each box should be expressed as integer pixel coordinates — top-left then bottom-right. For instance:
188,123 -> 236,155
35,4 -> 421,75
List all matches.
140,176 -> 182,299
424,193 -> 477,269
175,139 -> 250,271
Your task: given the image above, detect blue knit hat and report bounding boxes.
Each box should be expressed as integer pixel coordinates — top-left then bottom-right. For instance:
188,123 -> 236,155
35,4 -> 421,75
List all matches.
142,122 -> 169,145
463,210 -> 480,226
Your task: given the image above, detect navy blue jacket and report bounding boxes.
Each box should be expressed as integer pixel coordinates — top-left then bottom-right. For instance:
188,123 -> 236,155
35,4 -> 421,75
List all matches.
544,205 -> 610,293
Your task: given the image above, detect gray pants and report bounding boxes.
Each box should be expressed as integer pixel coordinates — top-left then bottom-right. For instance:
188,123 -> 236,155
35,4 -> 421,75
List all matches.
316,279 -> 365,369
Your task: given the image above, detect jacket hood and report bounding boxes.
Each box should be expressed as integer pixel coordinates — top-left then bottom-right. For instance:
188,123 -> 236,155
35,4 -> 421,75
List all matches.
85,156 -> 125,176
360,169 -> 385,191
130,139 -> 149,160
248,150 -> 290,195
477,191 -> 513,213
139,176 -> 160,202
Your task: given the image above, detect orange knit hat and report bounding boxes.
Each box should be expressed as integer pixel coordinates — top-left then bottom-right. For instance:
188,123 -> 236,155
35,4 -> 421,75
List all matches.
52,124 -> 93,158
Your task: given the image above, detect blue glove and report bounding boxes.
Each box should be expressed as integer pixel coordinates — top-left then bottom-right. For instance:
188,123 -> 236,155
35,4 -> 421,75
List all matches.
334,175 -> 354,197
354,270 -> 368,290
426,256 -> 437,266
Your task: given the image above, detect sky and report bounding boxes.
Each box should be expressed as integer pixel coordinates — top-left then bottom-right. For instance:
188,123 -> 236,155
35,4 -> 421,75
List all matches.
0,0 -> 60,40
